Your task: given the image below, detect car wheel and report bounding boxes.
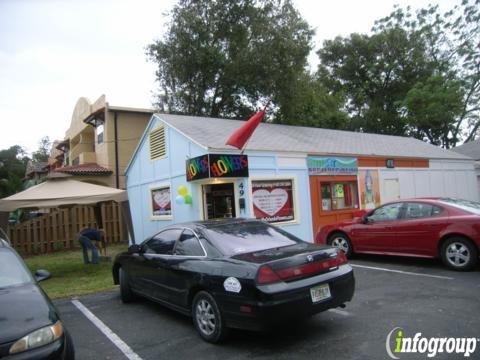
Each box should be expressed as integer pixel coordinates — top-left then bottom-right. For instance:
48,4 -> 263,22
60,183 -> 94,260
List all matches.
441,237 -> 478,271
328,232 -> 353,258
119,267 -> 136,303
192,291 -> 228,343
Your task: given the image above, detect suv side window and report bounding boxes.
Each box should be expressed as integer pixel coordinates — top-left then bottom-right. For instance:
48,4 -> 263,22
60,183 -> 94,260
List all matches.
174,229 -> 205,257
404,203 -> 442,219
144,229 -> 182,255
369,203 -> 403,222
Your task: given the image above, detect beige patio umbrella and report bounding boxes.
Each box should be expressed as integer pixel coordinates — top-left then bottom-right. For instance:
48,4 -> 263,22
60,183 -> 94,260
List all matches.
0,177 -> 127,212
0,174 -> 135,243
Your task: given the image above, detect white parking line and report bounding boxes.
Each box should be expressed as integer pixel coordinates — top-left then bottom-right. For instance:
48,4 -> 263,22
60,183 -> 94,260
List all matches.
328,308 -> 351,316
350,264 -> 454,280
71,299 -> 143,360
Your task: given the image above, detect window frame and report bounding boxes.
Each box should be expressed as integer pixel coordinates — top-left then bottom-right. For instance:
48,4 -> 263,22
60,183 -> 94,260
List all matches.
96,123 -> 105,144
368,202 -> 404,222
150,184 -> 173,221
249,176 -> 300,225
401,202 -> 444,220
320,180 -> 360,212
173,229 -> 207,258
143,228 -> 183,255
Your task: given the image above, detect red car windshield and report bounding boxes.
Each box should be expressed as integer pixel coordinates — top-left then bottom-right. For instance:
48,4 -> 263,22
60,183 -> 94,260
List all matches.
439,198 -> 480,215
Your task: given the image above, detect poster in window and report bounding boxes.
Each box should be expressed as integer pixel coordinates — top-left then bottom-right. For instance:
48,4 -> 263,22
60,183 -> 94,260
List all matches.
151,187 -> 172,216
358,170 -> 381,210
252,180 -> 294,223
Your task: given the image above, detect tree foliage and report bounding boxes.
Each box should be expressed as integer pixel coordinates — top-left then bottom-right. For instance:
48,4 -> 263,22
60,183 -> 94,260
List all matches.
0,146 -> 29,198
147,0 -> 315,120
31,136 -> 51,163
317,0 -> 480,148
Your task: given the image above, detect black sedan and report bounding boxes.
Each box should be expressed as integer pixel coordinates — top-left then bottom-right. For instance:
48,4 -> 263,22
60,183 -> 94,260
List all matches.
113,219 -> 355,343
0,238 -> 74,359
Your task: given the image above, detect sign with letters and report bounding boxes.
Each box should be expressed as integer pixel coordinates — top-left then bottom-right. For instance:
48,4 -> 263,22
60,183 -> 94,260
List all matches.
307,156 -> 358,175
186,154 -> 249,182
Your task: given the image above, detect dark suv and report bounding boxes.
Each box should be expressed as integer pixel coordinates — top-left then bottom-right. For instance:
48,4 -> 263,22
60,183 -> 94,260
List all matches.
0,236 -> 74,359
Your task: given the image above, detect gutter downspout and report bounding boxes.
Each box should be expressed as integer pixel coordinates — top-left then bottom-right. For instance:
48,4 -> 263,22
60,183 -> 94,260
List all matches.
113,111 -> 120,189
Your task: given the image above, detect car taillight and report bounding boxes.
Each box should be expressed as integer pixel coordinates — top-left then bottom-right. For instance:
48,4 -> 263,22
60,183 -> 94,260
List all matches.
257,252 -> 348,284
256,265 -> 281,284
333,250 -> 348,266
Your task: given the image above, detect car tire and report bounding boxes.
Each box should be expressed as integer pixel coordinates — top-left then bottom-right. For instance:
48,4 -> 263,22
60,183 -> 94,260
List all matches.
327,232 -> 353,258
119,267 -> 136,303
192,291 -> 228,343
440,237 -> 478,271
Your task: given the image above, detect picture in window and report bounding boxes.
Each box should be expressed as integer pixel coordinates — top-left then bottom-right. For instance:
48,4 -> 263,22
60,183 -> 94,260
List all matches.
252,180 -> 295,223
151,187 -> 172,216
320,182 -> 359,211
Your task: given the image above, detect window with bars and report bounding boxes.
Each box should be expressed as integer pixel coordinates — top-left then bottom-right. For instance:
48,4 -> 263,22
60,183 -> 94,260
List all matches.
149,126 -> 166,160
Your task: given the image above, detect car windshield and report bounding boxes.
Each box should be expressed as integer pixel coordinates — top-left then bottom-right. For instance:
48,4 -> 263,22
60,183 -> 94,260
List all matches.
202,221 -> 301,256
0,249 -> 34,288
439,198 -> 480,215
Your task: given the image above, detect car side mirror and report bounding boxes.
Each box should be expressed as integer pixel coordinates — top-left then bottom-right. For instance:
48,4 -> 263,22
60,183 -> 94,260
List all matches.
128,244 -> 142,254
362,216 -> 373,224
35,269 -> 51,282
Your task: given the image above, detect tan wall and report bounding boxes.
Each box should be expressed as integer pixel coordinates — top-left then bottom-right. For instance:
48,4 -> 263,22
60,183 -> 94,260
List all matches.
70,128 -> 95,163
79,152 -> 97,164
100,110 -> 151,189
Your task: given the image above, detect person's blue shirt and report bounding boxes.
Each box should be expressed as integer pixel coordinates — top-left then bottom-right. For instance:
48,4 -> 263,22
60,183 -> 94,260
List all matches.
79,228 -> 102,241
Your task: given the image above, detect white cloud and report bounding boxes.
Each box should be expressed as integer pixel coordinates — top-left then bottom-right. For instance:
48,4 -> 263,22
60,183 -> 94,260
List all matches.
0,0 -> 459,154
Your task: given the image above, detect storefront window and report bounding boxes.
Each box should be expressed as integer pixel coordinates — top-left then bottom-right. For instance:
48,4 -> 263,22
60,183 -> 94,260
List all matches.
151,186 -> 172,218
252,179 -> 295,223
321,182 -> 358,211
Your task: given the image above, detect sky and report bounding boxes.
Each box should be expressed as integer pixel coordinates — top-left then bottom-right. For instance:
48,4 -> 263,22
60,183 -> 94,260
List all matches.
0,0 -> 458,155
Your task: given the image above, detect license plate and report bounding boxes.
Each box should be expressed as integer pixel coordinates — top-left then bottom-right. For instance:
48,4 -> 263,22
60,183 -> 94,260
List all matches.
310,283 -> 331,303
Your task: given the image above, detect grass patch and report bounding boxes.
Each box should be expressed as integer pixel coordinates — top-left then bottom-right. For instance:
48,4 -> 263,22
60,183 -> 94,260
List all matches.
24,243 -> 128,299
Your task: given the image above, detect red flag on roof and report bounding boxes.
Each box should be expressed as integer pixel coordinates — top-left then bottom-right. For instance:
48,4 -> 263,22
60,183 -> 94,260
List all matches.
226,108 -> 266,150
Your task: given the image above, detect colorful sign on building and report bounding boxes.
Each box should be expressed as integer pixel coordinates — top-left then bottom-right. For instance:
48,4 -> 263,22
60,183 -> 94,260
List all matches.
307,156 -> 358,175
186,154 -> 249,182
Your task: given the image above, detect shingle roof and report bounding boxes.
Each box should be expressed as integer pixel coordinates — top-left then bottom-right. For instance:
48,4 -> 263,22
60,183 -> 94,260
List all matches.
451,139 -> 480,160
157,114 -> 469,160
25,161 -> 48,176
54,163 -> 112,176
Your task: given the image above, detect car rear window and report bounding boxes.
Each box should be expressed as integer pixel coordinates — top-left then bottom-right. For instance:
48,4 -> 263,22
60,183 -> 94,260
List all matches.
202,222 -> 301,256
0,250 -> 34,288
439,198 -> 480,215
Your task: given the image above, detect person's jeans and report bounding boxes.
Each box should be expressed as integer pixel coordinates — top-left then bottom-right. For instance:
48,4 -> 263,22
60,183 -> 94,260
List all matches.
78,236 -> 99,264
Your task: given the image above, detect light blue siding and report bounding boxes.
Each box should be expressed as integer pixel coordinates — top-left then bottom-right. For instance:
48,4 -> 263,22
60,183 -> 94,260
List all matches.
126,116 -> 314,243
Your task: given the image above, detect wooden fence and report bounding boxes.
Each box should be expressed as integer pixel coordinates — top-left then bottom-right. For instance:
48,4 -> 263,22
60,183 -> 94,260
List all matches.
8,202 -> 126,255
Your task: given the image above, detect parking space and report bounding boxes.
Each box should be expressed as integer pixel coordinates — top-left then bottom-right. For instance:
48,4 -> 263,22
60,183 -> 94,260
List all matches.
54,257 -> 480,360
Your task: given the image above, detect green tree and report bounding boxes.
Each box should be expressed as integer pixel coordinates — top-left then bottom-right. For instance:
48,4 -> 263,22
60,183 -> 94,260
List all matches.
317,0 -> 479,148
31,136 -> 51,163
147,0 -> 314,120
274,72 -> 348,129
0,145 -> 29,198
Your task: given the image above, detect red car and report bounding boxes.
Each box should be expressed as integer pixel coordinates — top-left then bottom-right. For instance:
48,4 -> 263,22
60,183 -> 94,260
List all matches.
315,198 -> 480,271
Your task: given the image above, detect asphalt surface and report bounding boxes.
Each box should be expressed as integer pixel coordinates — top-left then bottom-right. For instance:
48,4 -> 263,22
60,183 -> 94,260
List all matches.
54,255 -> 480,360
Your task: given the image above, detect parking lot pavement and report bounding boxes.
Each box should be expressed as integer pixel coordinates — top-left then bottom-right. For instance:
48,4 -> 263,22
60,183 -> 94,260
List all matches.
54,257 -> 480,360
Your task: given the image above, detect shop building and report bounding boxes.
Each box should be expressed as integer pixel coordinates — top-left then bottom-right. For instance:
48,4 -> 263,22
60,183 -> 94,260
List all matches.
125,114 -> 476,243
